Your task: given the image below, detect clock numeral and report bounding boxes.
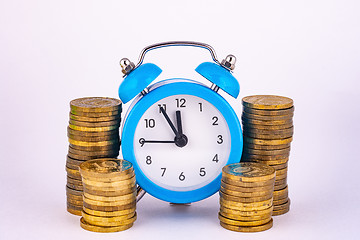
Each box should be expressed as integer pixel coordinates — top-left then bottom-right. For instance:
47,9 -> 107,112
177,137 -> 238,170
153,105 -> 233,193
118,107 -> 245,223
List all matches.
146,156 -> 152,165
179,172 -> 185,181
199,167 -> 206,177
158,104 -> 166,113
144,118 -> 155,128
217,135 -> 223,144
212,116 -> 219,125
175,98 -> 186,108
212,154 -> 219,163
199,102 -> 203,112
139,138 -> 145,147
161,168 -> 166,177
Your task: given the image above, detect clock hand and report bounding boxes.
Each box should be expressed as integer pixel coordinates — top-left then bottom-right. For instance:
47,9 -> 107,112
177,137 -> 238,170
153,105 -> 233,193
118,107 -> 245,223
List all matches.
176,110 -> 183,135
139,138 -> 175,147
160,107 -> 180,137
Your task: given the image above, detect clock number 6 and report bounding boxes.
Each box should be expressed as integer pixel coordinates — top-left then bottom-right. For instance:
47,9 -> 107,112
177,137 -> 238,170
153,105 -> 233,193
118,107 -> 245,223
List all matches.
217,135 -> 223,144
179,172 -> 185,181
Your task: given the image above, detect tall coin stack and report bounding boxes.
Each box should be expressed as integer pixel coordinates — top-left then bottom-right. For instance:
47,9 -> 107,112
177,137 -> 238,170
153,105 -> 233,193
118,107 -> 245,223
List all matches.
219,162 -> 276,232
241,95 -> 294,216
66,97 -> 122,215
79,158 -> 137,232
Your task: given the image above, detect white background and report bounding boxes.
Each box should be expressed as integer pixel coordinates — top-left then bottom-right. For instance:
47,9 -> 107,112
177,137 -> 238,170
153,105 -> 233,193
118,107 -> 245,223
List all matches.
1,0 -> 359,239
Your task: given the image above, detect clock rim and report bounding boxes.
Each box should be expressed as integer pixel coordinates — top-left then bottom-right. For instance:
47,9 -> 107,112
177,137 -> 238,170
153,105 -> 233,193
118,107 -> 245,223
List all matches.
121,78 -> 243,203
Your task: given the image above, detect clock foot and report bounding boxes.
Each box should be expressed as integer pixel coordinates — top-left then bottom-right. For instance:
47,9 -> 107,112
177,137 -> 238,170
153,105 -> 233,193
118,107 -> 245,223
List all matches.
169,203 -> 192,206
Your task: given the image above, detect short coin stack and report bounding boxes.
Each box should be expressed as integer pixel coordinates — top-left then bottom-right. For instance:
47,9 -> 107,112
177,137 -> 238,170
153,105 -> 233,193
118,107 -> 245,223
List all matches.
219,162 -> 276,232
241,95 -> 294,216
79,158 -> 137,232
66,97 -> 122,215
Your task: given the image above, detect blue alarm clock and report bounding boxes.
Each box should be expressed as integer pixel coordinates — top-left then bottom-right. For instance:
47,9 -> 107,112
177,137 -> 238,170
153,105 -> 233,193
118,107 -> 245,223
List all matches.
118,41 -> 243,204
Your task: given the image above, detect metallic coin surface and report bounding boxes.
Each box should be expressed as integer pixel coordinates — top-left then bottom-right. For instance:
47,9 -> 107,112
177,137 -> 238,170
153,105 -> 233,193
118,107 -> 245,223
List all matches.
242,153 -> 290,161
243,147 -> 291,156
68,124 -> 119,132
69,119 -> 120,128
82,211 -> 136,227
80,217 -> 133,233
220,198 -> 273,211
79,159 -> 133,178
242,112 -> 293,121
83,192 -> 136,202
220,218 -> 273,232
70,97 -> 122,113
68,133 -> 119,142
83,201 -> 136,212
83,206 -> 136,217
242,95 -> 293,110
273,199 -> 291,212
243,126 -> 294,136
219,209 -> 272,221
244,131 -> 293,140
71,110 -> 121,118
220,186 -> 273,198
83,196 -> 135,207
218,213 -> 271,227
69,113 -> 120,122
69,143 -> 120,152
68,139 -> 119,147
221,180 -> 274,193
68,147 -> 119,158
244,142 -> 291,150
222,162 -> 276,182
243,136 -> 293,146
66,186 -> 83,196
244,158 -> 289,166
67,207 -> 82,216
219,191 -> 273,203
67,127 -> 119,137
222,177 -> 275,188
220,205 -> 273,217
243,106 -> 294,116
242,116 -> 293,126
83,186 -> 136,197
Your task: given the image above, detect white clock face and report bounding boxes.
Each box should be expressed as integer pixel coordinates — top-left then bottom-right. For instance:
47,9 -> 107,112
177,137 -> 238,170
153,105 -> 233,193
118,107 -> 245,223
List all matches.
134,94 -> 231,192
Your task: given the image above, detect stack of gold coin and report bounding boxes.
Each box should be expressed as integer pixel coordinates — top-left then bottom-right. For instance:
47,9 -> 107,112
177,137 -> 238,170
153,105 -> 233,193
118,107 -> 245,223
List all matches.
66,97 -> 122,215
241,95 -> 294,216
219,162 -> 275,232
79,158 -> 137,232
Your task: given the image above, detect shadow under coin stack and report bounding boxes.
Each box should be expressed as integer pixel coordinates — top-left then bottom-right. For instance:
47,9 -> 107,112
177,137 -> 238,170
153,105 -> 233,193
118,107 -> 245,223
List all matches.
241,95 -> 294,216
219,162 -> 276,232
79,158 -> 137,232
66,97 -> 122,215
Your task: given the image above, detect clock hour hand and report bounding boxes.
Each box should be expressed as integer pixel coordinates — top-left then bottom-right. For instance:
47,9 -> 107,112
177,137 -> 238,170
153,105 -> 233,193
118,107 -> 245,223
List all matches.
139,138 -> 175,147
160,107 -> 180,137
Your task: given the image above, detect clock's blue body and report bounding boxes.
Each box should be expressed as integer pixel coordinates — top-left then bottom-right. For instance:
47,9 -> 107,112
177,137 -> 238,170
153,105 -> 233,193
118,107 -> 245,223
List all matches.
121,79 -> 243,203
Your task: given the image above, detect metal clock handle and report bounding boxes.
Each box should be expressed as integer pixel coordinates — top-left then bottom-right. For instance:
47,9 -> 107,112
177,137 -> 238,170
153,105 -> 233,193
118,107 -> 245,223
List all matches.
120,41 -> 236,75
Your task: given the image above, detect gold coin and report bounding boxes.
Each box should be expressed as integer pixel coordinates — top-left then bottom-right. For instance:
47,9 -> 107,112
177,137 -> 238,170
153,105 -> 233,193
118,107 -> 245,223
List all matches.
66,182 -> 83,191
274,178 -> 287,186
275,171 -> 287,180
82,211 -> 136,227
67,193 -> 83,201
71,109 -> 121,118
274,183 -> 287,191
243,122 -> 293,130
244,136 -> 293,146
66,186 -> 83,196
67,197 -> 83,206
221,180 -> 274,193
222,177 -> 274,188
242,153 -> 290,161
243,147 -> 291,156
219,209 -> 272,221
69,143 -> 120,152
222,162 -> 275,182
220,218 -> 273,232
68,147 -> 119,158
220,205 -> 273,216
269,162 -> 288,170
220,198 -> 273,211
242,116 -> 293,126
273,199 -> 290,212
70,97 -> 122,113
244,158 -> 289,165
67,152 -> 116,161
70,113 -> 120,122
83,196 -> 135,206
67,207 -> 82,216
68,132 -> 119,142
83,206 -> 135,217
84,186 -> 136,197
79,158 -> 133,178
68,138 -> 119,148
244,131 -> 293,140
82,172 -> 135,183
82,182 -> 135,192
273,197 -> 289,205
244,142 -> 291,150
83,201 -> 136,212
243,106 -> 294,116
83,192 -> 136,202
220,186 -> 273,198
273,185 -> 288,198
66,161 -> 80,170
242,95 -> 293,110
243,126 -> 294,136
67,176 -> 82,184
219,190 -> 273,203
66,167 -> 81,180
68,124 -> 119,132
67,127 -> 119,137
272,200 -> 290,216
66,155 -> 85,166
276,167 -> 288,176
242,112 -> 293,121
69,119 -> 120,128
80,217 -> 133,233
218,213 -> 272,227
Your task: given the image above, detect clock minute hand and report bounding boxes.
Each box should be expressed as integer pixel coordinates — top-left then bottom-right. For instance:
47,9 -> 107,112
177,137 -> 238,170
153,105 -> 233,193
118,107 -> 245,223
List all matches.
160,107 -> 180,137
176,110 -> 183,135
